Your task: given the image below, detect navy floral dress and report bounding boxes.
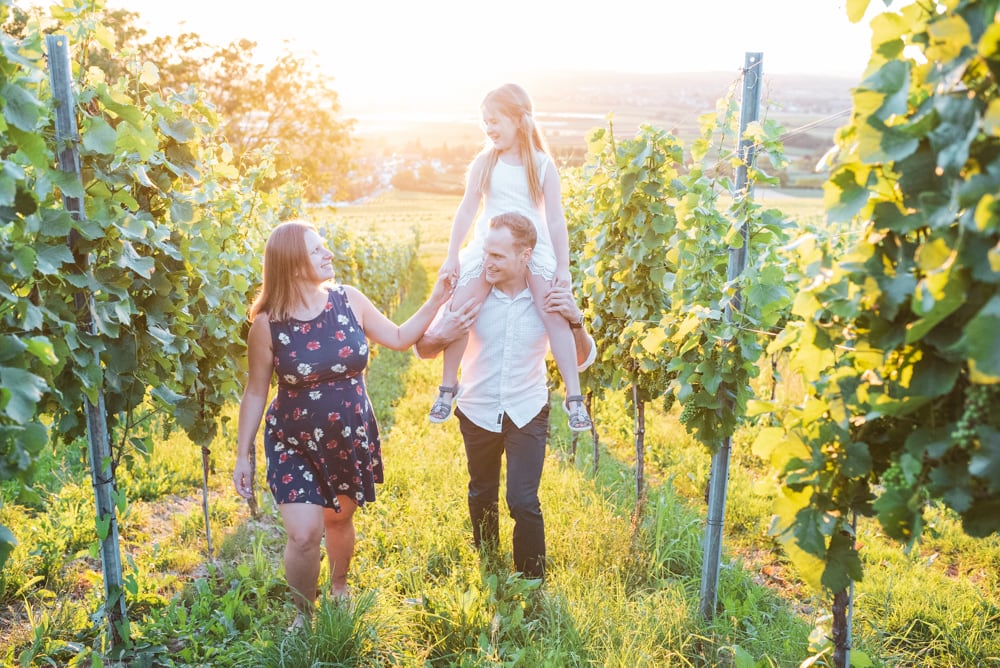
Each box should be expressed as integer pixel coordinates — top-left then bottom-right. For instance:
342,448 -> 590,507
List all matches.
263,286 -> 382,512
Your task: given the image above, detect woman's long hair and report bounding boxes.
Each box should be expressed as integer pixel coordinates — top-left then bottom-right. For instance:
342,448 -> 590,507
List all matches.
475,83 -> 550,205
248,220 -> 322,322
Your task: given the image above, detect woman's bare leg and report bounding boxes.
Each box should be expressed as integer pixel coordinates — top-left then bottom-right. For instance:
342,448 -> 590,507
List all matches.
323,497 -> 357,598
278,502 -> 325,615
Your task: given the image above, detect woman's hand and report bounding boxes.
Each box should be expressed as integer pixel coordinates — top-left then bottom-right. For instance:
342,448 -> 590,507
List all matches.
233,456 -> 255,499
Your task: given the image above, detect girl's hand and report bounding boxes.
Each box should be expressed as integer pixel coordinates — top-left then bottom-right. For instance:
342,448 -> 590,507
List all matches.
439,257 -> 460,285
429,271 -> 453,305
553,267 -> 572,289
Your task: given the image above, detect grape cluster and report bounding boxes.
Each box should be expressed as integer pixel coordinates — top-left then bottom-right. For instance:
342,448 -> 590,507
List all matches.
161,416 -> 175,441
678,402 -> 699,426
881,462 -> 905,489
951,383 -> 1000,448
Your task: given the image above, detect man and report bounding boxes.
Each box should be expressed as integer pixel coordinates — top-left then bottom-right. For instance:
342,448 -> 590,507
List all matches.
415,212 -> 595,579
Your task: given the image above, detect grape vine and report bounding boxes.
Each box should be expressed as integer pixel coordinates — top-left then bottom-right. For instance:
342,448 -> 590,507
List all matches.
752,0 -> 1000,604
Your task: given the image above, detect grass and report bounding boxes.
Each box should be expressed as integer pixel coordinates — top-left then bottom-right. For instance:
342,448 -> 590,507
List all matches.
2,189 -> 998,666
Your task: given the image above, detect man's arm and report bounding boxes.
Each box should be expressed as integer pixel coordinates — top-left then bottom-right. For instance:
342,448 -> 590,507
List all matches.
413,296 -> 482,359
543,285 -> 596,367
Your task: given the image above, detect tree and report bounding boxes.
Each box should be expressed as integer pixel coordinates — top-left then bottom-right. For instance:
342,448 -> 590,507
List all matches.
61,5 -> 357,201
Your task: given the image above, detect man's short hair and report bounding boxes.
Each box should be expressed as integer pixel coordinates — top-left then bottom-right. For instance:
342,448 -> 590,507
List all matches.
489,212 -> 537,251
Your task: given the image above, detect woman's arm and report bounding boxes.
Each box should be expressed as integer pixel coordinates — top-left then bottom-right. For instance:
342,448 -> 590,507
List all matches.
412,296 -> 481,359
344,273 -> 451,351
233,314 -> 273,498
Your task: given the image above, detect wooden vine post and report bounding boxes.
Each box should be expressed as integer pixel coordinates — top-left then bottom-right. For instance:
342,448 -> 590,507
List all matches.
699,51 -> 762,619
46,34 -> 129,645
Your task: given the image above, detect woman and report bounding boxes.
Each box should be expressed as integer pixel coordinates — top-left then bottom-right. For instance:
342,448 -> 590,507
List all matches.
233,220 -> 449,622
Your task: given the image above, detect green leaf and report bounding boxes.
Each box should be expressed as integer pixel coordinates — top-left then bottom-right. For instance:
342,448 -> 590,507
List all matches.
0,525 -> 16,569
24,337 -> 58,365
961,496 -> 1000,537
821,531 -> 864,592
905,353 -> 960,397
931,96 -> 977,176
842,441 -> 872,478
906,266 -> 968,343
95,513 -> 111,541
969,426 -> 1000,492
118,241 -> 155,277
846,0 -> 872,24
35,241 -> 75,275
926,15 -> 972,63
11,244 -> 35,278
18,422 -> 48,455
961,295 -> 1000,382
158,117 -> 195,142
0,335 -> 27,362
82,116 -> 118,155
0,367 -> 47,422
8,126 -> 50,168
824,167 -> 869,222
873,486 -> 920,540
116,122 -> 159,161
0,82 -> 42,131
793,507 -> 829,557
51,169 -> 85,200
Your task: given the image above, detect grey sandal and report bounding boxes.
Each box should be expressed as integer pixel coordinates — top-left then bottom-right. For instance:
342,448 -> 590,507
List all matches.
429,384 -> 459,423
562,394 -> 592,432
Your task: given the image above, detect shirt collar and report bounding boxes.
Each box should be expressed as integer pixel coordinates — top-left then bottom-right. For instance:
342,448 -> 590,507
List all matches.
490,285 -> 533,303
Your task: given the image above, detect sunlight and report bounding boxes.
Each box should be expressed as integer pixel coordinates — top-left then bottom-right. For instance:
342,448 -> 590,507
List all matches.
88,0 -> 879,114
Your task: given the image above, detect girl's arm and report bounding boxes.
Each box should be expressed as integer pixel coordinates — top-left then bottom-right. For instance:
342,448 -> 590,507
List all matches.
542,158 -> 572,287
441,154 -> 487,277
344,273 -> 451,351
233,314 -> 274,498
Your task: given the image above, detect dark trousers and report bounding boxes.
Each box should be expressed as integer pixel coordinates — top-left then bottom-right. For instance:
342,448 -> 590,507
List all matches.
456,405 -> 549,579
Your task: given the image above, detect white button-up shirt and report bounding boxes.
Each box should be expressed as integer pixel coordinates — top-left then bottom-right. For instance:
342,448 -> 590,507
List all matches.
442,286 -> 596,433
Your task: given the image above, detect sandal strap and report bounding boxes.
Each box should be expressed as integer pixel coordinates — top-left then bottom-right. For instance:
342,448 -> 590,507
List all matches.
438,384 -> 458,394
565,394 -> 585,404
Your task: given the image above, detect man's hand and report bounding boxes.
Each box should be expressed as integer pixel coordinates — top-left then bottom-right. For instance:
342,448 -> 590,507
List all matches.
542,284 -> 583,324
413,296 -> 482,359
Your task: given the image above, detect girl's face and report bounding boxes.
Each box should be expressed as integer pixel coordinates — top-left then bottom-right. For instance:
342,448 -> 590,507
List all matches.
481,104 -> 519,153
302,229 -> 335,283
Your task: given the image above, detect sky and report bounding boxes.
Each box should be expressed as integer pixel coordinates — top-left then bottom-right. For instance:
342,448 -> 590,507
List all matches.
93,0 -> 888,114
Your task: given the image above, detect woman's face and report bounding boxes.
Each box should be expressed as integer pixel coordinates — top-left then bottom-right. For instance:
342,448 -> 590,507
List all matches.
480,103 -> 519,153
301,229 -> 335,282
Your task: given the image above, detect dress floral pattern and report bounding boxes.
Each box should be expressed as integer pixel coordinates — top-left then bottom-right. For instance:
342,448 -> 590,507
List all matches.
263,286 -> 381,512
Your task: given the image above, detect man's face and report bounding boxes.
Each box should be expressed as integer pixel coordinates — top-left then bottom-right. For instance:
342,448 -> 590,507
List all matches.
482,226 -> 529,287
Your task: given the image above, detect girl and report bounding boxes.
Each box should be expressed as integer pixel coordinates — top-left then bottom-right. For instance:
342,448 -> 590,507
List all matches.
234,220 -> 448,624
429,83 -> 592,432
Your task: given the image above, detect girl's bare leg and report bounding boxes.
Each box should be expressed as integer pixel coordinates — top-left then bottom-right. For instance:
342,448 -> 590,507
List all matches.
528,274 -> 592,430
430,272 -> 491,422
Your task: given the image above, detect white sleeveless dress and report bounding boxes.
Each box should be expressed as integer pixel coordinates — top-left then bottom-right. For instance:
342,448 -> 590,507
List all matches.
456,152 -> 557,287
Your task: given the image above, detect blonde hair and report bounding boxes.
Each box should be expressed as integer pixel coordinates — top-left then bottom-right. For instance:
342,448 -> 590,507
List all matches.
249,220 -> 323,322
476,83 -> 550,204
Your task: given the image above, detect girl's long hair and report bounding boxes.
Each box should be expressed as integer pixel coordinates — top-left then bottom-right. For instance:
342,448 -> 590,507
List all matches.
249,220 -> 321,322
476,83 -> 550,204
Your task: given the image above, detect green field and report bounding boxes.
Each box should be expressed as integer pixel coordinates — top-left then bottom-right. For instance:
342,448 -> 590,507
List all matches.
3,189 -> 998,666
